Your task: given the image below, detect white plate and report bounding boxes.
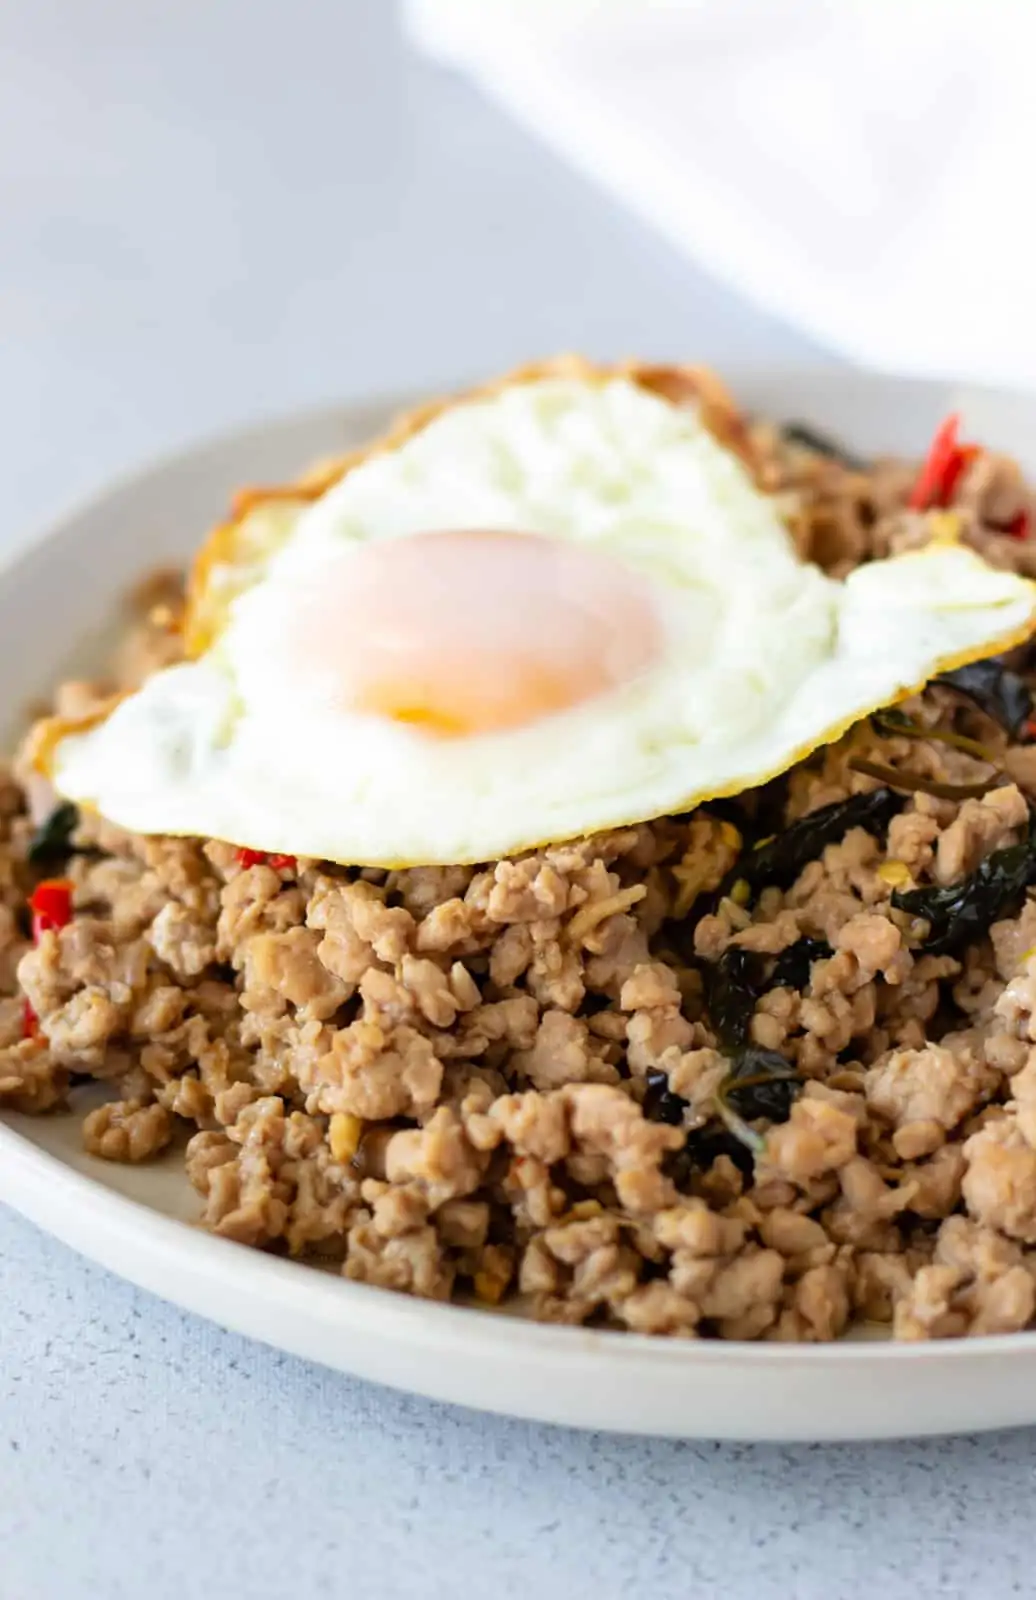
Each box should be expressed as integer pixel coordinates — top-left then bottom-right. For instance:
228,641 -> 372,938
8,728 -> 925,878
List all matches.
5,369 -> 1036,1442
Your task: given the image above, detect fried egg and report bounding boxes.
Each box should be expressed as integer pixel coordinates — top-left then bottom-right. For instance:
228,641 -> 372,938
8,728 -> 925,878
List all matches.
38,367 -> 1036,867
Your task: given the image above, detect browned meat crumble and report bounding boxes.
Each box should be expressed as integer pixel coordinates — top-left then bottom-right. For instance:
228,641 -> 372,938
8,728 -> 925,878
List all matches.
6,398 -> 1036,1342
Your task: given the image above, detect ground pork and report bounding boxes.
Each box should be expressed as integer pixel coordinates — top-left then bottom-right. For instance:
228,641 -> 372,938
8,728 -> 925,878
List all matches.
82,1098 -> 173,1162
865,1043 -> 997,1135
894,1216 -> 1036,1338
933,784 -> 1029,885
10,384 -> 1036,1343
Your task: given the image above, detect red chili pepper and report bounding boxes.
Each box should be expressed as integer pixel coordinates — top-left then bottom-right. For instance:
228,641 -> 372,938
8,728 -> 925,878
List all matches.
1000,510 -> 1031,541
23,879 -> 73,1039
29,877 -> 73,940
909,414 -> 979,511
21,998 -> 38,1040
236,847 -> 297,873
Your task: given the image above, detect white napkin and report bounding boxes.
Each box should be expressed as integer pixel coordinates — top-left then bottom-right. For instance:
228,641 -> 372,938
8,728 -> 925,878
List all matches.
407,0 -> 1036,388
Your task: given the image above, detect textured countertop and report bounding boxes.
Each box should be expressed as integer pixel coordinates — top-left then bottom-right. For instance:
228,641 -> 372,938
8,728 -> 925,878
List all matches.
0,4 -> 1029,1598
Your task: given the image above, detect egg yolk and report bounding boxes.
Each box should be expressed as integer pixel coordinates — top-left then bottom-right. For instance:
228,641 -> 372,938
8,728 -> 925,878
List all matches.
274,529 -> 663,737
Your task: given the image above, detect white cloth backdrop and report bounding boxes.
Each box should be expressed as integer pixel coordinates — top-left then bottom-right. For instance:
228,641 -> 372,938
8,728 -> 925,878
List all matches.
407,0 -> 1036,387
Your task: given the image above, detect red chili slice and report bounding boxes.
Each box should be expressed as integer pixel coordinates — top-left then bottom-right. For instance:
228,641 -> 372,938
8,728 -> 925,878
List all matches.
23,879 -> 73,1038
941,442 -> 978,502
29,877 -> 73,939
236,847 -> 297,872
1001,510 -> 1031,541
909,415 -> 978,511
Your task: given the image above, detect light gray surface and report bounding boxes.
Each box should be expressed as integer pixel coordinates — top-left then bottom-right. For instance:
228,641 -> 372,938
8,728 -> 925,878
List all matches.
0,3 -> 1021,1598
3,1210 -> 1035,1600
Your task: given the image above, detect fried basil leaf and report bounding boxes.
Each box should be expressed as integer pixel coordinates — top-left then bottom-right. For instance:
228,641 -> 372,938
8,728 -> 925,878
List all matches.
703,946 -> 764,1051
769,936 -> 833,991
781,421 -> 869,472
849,756 -> 1003,802
643,1069 -> 687,1127
720,1047 -> 801,1123
730,786 -> 903,898
936,658 -> 1033,740
870,707 -> 995,763
27,801 -> 80,867
892,831 -> 1036,955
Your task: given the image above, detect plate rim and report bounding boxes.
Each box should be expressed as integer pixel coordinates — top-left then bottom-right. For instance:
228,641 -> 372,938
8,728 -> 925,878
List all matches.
0,354 -> 1003,589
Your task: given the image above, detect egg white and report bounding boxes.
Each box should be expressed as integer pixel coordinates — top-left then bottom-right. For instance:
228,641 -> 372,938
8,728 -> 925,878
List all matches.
45,377 -> 1036,866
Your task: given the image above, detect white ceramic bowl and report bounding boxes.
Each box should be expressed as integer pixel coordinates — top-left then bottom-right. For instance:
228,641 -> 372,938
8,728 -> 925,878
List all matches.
5,369 -> 1036,1442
